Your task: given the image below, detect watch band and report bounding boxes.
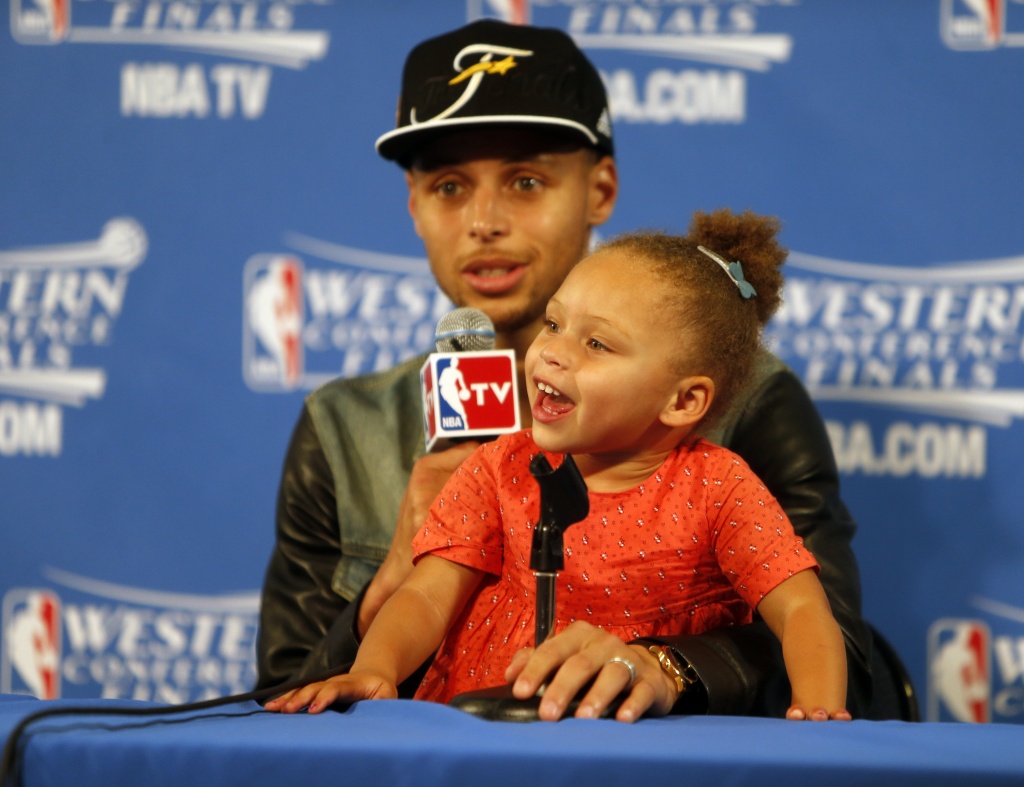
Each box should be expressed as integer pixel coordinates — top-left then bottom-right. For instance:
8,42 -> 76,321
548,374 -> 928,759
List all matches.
644,643 -> 699,697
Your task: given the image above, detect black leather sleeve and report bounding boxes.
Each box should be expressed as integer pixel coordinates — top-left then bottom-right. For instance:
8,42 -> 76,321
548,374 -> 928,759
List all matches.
255,405 -> 360,691
641,369 -> 874,717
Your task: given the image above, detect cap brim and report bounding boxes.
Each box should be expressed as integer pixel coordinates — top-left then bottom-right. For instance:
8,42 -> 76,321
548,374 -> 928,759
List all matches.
376,115 -> 605,164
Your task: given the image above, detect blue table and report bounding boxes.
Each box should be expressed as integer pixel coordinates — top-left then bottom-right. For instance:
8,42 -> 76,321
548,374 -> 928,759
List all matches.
2,694 -> 1023,786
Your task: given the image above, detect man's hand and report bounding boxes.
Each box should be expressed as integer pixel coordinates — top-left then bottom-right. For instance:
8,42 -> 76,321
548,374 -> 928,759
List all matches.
503,621 -> 681,723
357,442 -> 480,637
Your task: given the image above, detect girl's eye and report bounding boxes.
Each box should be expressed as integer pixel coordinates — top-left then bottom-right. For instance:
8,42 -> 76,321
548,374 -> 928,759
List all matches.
588,339 -> 607,351
545,319 -> 559,333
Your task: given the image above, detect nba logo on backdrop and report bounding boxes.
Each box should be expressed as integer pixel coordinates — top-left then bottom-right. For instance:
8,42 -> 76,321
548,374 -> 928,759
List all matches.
2,572 -> 260,702
941,0 -> 1024,49
242,235 -> 451,391
243,255 -> 305,391
11,0 -> 70,43
469,0 -> 530,24
928,618 -> 992,722
1,590 -> 61,700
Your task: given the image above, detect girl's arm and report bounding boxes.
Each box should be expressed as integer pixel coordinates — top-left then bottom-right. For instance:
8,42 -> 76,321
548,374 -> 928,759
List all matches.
266,554 -> 484,713
756,568 -> 851,721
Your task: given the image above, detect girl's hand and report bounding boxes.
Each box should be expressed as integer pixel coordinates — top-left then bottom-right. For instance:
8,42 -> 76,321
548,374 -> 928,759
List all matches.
503,621 -> 681,723
264,671 -> 398,714
785,704 -> 853,721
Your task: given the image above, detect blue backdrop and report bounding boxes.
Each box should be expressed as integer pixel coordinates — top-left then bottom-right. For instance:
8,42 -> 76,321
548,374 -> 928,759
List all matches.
3,0 -> 1023,723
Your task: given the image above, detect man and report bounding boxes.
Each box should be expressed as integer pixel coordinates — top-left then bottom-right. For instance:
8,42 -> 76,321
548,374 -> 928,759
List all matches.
256,19 -> 877,720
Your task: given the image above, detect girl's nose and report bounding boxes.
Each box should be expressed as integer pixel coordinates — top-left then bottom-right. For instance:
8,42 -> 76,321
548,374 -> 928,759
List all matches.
538,335 -> 569,368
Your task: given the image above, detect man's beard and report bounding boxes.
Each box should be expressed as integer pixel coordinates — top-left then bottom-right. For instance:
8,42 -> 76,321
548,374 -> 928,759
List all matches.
486,298 -> 547,335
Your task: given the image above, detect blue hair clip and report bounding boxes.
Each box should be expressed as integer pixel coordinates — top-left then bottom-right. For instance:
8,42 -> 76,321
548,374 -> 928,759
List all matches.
697,245 -> 757,299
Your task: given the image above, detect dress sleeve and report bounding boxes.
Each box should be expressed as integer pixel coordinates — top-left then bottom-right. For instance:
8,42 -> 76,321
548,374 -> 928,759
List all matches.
704,448 -> 819,609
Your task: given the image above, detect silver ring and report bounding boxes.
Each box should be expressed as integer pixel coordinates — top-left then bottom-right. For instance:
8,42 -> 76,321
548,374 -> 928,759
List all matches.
606,656 -> 636,686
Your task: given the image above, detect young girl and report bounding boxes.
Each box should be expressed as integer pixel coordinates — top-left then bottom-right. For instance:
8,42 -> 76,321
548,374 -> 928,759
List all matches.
266,209 -> 850,723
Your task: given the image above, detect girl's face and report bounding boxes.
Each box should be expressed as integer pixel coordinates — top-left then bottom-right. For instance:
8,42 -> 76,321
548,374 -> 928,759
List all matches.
524,250 -> 696,460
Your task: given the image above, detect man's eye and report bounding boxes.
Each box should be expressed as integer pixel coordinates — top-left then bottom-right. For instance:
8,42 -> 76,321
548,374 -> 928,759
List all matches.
436,181 -> 461,196
515,176 -> 540,191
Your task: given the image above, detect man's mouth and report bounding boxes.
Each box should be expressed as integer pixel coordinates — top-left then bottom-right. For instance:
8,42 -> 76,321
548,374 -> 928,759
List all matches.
472,266 -> 516,278
462,258 -> 528,295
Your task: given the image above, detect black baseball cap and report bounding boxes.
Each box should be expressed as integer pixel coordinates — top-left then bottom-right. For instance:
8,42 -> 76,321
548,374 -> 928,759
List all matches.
376,20 -> 614,165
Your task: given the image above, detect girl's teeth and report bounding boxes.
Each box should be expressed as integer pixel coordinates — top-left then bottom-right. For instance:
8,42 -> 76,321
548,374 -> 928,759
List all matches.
539,383 -> 561,396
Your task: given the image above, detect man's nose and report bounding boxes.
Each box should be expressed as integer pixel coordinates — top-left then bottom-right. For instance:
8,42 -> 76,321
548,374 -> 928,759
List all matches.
468,187 -> 509,239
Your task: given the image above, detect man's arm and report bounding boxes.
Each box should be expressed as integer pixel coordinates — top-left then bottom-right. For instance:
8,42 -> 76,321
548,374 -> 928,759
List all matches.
255,405 -> 359,690
256,397 -> 481,693
641,366 -> 873,717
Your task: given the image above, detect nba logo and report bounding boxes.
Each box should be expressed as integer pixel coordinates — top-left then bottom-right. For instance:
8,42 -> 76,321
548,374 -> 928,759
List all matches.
469,0 -> 531,24
927,618 -> 991,722
11,0 -> 71,43
421,350 -> 520,450
243,254 -> 305,391
1,589 -> 62,699
941,0 -> 1004,49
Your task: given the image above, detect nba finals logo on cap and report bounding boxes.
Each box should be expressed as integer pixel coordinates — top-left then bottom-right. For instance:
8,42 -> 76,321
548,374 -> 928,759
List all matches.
376,19 -> 614,164
422,351 -> 519,451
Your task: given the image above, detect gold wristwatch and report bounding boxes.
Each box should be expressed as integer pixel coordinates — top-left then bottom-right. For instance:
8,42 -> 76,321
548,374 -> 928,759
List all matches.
646,643 -> 699,697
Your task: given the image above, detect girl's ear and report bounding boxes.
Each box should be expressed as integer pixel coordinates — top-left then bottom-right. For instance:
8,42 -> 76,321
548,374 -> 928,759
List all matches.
660,376 -> 714,429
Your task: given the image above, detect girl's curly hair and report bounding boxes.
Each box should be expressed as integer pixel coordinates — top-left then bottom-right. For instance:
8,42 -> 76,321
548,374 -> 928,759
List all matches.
595,209 -> 786,428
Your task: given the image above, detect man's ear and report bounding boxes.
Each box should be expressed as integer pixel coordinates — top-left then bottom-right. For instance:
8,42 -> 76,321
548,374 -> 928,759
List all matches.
405,170 -> 424,238
660,376 -> 714,429
587,155 -> 618,227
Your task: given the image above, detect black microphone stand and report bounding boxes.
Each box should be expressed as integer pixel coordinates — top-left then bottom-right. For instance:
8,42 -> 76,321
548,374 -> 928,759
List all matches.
528,452 -> 589,646
448,453 -> 597,721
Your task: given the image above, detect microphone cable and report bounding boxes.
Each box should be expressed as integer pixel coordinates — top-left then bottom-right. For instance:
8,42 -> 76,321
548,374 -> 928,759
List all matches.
0,660 -> 353,787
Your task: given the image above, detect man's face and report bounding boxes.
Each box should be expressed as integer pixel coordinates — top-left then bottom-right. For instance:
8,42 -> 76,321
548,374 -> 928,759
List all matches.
405,128 -> 617,337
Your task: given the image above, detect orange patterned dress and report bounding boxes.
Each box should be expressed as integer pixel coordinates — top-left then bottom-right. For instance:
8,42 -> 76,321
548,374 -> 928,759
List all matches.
411,430 -> 817,704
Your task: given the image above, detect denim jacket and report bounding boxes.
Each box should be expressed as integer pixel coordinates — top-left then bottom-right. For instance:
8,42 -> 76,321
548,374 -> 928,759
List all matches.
310,353 -> 429,602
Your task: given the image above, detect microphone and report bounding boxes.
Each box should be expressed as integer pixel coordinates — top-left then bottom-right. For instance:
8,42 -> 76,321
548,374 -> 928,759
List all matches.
434,307 -> 496,353
421,308 -> 521,452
